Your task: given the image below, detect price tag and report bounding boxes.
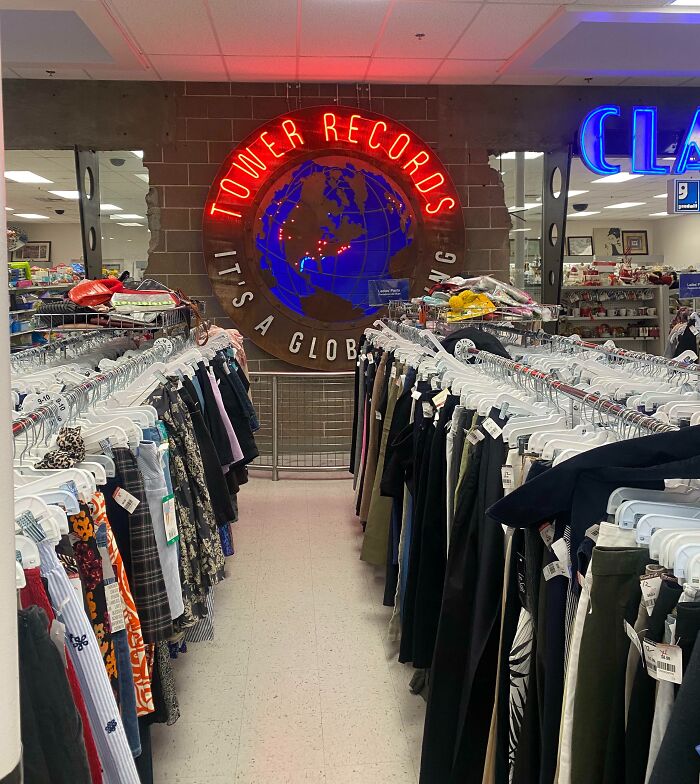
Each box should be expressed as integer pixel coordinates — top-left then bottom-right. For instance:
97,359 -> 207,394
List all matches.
643,640 -> 682,684
367,354 -> 375,365
552,538 -> 570,570
50,620 -> 67,666
482,417 -> 503,439
624,620 -> 644,657
466,431 -> 480,445
422,401 -> 435,418
156,421 -> 169,443
433,389 -> 449,409
474,429 -> 485,442
539,523 -> 555,549
585,524 -> 600,543
543,560 -> 569,581
375,411 -> 382,420
112,487 -> 140,514
640,576 -> 662,612
99,438 -> 113,458
501,465 -> 515,489
104,582 -> 126,633
411,389 -> 422,400
390,366 -> 397,379
162,494 -> 178,544
499,401 -> 510,419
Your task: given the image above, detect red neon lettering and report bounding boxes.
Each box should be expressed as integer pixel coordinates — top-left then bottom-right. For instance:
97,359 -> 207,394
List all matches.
416,172 -> 445,194
368,121 -> 386,149
388,133 -> 411,160
210,202 -> 242,219
403,150 -> 431,176
230,148 -> 267,179
220,178 -> 251,199
426,196 -> 456,215
323,112 -> 339,142
281,119 -> 304,148
347,114 -> 362,144
259,131 -> 284,159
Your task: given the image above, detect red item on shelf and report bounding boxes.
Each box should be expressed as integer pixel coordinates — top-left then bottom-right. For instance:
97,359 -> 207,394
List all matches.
68,278 -> 124,307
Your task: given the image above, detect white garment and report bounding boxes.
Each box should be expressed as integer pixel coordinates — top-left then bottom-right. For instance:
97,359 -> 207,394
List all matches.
556,522 -> 638,784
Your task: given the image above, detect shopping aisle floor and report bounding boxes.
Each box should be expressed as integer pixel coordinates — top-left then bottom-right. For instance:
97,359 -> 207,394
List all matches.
152,477 -> 425,783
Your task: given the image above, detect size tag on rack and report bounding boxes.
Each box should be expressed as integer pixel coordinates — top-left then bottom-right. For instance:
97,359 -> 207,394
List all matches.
543,560 -> 569,581
433,389 -> 449,409
162,494 -> 179,544
482,418 -> 503,439
624,620 -> 644,658
104,582 -> 126,633
643,641 -> 682,684
640,576 -> 662,612
539,523 -> 555,549
585,524 -> 600,543
411,389 -> 422,400
501,465 -> 515,490
53,395 -> 69,425
21,391 -> 53,411
112,487 -> 140,514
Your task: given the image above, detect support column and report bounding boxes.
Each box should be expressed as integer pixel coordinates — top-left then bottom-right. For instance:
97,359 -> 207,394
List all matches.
541,147 -> 572,319
75,147 -> 103,279
513,152 -> 525,289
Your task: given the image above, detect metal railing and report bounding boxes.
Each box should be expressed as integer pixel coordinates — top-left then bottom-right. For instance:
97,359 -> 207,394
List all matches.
249,371 -> 355,480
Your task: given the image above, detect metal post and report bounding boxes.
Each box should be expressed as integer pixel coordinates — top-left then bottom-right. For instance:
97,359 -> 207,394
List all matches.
541,147 -> 572,324
513,152 -> 525,289
75,147 -> 103,280
271,374 -> 279,481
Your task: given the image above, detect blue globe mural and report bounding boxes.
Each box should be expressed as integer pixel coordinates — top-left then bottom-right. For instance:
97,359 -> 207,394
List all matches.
256,158 -> 415,322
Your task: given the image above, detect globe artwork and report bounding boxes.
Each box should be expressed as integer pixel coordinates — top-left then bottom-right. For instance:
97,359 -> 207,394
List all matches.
256,157 -> 416,322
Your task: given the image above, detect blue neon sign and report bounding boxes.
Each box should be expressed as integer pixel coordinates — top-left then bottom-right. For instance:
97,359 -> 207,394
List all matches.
579,105 -> 700,176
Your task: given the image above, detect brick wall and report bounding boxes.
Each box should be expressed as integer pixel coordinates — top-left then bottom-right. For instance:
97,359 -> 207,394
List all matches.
143,82 -> 511,367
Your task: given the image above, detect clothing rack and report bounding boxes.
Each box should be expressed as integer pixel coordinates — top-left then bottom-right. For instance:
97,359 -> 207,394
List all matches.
10,329 -> 107,371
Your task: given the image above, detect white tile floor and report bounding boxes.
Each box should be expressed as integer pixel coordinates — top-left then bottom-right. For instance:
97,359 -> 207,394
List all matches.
152,477 -> 425,783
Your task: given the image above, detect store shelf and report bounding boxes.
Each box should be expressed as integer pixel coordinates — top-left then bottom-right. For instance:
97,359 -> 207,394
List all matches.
562,285 -> 658,290
9,309 -> 37,316
582,337 -> 654,342
562,316 -> 658,321
8,283 -> 74,292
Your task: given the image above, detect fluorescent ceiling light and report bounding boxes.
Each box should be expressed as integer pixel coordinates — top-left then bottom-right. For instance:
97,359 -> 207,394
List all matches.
118,222 -> 143,226
654,193 -> 667,198
49,190 -> 79,199
100,203 -> 121,211
650,211 -> 669,217
604,202 -> 646,209
110,213 -> 144,220
5,170 -> 53,184
499,152 -> 543,160
131,151 -> 144,159
567,211 -> 600,217
511,228 -> 531,232
5,207 -> 12,211
108,237 -> 114,240
14,213 -> 49,219
568,189 -> 589,197
508,202 -> 540,212
591,172 -> 643,184
670,0 -> 700,5
135,173 -> 149,182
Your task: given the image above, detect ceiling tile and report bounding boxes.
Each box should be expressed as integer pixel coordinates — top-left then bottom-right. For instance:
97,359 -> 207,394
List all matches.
366,57 -> 443,82
298,57 -> 370,81
109,0 -> 219,56
376,2 -> 480,59
209,0 -> 297,56
300,0 -> 390,57
10,67 -> 90,79
432,59 -> 502,83
150,54 -> 227,81
451,3 -> 560,60
223,55 -> 297,80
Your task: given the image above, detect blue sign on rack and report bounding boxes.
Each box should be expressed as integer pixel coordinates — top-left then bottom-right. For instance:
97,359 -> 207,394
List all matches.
674,180 -> 700,212
679,273 -> 700,298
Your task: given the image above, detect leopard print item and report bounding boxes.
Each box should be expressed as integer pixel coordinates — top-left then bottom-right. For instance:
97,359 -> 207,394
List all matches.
36,425 -> 86,469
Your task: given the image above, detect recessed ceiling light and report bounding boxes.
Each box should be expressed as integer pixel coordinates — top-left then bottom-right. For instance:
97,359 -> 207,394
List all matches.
110,214 -> 144,220
5,171 -> 53,184
48,190 -> 79,199
135,173 -> 149,182
131,151 -> 144,159
14,213 -> 49,219
499,152 -> 544,160
100,203 -> 121,211
604,202 -> 646,209
511,228 -> 531,232
5,207 -> 12,211
650,211 -> 669,217
118,222 -> 143,226
127,239 -> 133,242
108,237 -> 114,240
508,202 -> 540,212
654,193 -> 667,198
567,211 -> 600,217
591,172 -> 643,184
568,189 -> 589,197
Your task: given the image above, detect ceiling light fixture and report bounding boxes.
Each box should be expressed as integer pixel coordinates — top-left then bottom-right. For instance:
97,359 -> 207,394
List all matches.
14,213 -> 49,219
508,202 -> 540,212
5,207 -> 12,211
604,202 -> 646,209
654,193 -> 668,198
110,214 -> 144,220
567,211 -> 600,217
118,222 -> 143,226
591,172 -> 643,184
48,190 -> 80,199
511,228 -> 531,232
499,152 -> 544,160
100,203 -> 121,211
650,211 -> 669,216
5,171 -> 53,184
568,189 -> 589,197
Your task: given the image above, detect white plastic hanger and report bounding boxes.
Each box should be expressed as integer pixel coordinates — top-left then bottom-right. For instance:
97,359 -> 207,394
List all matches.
607,486 -> 700,517
649,526 -> 700,560
616,499 -> 700,530
15,536 -> 41,569
636,513 -> 700,545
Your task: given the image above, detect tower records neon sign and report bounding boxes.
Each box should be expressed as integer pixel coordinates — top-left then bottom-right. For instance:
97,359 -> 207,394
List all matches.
203,106 -> 465,371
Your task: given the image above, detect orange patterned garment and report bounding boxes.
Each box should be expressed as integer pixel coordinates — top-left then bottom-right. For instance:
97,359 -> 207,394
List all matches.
93,492 -> 155,716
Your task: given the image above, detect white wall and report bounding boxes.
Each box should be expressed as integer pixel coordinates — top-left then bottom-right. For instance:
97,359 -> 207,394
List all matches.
12,221 -> 149,272
653,214 -> 700,270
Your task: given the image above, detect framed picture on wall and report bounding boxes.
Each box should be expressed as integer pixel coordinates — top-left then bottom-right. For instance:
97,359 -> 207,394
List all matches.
567,236 -> 594,256
593,227 -> 623,257
622,230 -> 649,255
12,241 -> 51,263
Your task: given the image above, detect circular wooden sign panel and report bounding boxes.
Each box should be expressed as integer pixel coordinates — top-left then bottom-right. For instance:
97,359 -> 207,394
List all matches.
203,105 -> 465,370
